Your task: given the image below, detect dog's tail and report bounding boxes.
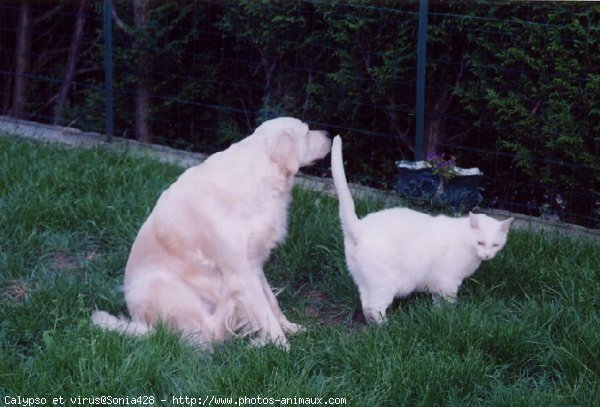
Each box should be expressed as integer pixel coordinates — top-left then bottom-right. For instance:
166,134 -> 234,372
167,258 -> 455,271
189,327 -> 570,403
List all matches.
331,136 -> 360,242
91,310 -> 151,336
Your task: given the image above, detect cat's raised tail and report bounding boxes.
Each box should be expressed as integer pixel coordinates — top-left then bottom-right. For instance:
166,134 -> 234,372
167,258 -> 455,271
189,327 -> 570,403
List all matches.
331,136 -> 360,241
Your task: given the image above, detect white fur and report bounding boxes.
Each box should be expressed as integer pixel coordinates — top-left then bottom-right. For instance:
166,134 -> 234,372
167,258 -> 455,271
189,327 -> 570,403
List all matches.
92,117 -> 331,349
331,136 -> 513,323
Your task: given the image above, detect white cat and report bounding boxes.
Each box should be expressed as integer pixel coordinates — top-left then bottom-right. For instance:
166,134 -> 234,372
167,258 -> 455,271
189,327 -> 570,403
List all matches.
331,136 -> 513,323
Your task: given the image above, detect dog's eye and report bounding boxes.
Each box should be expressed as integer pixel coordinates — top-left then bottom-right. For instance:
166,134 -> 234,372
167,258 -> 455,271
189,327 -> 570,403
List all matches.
477,241 -> 484,246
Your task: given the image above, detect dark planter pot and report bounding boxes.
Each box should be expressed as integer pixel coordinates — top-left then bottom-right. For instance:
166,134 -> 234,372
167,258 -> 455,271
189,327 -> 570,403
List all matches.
394,161 -> 484,214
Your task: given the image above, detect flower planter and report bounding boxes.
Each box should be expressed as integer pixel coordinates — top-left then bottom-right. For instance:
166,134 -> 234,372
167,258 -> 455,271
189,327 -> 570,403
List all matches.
394,160 -> 484,214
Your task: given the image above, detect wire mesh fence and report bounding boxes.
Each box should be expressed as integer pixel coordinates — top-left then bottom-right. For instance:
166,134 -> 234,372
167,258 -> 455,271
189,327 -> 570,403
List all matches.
1,1 -> 598,228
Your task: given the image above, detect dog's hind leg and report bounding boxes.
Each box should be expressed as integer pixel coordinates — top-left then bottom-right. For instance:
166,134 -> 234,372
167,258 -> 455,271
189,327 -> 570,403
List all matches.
125,272 -> 228,347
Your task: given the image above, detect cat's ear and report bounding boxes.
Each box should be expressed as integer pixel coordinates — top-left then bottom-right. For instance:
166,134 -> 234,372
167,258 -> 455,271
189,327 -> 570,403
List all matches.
469,212 -> 480,230
501,217 -> 514,233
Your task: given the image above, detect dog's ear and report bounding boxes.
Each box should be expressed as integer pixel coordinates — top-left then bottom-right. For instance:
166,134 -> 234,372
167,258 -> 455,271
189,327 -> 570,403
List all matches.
267,129 -> 300,176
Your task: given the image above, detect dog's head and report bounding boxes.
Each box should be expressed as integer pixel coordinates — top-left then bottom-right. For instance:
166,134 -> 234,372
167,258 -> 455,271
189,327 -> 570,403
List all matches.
255,117 -> 332,176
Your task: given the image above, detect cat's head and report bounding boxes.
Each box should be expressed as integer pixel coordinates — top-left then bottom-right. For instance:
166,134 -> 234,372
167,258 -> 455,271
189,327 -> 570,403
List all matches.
468,213 -> 513,260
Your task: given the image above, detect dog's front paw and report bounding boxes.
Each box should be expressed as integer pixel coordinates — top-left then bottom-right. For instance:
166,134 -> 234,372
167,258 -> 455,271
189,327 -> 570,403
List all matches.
250,333 -> 290,351
281,321 -> 305,335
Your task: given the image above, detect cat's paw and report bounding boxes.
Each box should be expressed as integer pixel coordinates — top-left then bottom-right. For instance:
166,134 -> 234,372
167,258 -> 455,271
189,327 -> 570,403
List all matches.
432,293 -> 457,308
364,309 -> 386,324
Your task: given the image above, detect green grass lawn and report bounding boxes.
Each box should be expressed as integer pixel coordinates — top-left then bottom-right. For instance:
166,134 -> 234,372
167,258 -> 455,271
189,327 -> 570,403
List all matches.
1,134 -> 598,406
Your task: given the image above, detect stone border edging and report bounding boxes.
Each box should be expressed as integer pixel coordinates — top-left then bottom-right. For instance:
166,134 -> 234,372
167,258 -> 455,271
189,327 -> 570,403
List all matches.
1,116 -> 598,240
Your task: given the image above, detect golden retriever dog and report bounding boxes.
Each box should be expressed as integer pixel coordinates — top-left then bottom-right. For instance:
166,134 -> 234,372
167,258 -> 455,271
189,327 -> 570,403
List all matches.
92,117 -> 331,349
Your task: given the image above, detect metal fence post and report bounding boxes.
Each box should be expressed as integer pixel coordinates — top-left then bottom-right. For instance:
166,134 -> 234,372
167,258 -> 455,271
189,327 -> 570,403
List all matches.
415,0 -> 428,161
103,0 -> 114,141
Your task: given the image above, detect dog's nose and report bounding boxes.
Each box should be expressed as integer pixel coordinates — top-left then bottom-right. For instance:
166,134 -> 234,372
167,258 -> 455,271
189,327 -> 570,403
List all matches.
322,130 -> 332,139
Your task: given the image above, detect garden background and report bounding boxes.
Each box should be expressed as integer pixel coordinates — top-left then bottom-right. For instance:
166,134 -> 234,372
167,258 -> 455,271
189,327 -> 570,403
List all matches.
1,0 -> 599,226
